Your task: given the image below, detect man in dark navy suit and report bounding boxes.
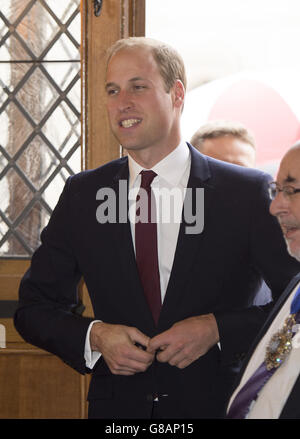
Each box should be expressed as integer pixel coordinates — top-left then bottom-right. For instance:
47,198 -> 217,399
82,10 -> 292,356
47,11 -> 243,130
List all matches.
14,37 -> 300,419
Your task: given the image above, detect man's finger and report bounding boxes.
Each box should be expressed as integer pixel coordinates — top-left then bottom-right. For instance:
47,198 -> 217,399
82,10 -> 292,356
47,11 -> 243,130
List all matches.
156,344 -> 182,363
129,327 -> 151,349
148,332 -> 171,353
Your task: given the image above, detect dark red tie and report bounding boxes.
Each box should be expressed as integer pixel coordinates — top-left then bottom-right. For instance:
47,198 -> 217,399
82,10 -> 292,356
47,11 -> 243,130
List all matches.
135,170 -> 162,324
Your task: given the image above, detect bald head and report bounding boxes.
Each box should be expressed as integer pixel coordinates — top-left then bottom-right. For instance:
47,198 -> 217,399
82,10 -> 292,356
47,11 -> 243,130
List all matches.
287,140 -> 300,155
277,141 -> 300,183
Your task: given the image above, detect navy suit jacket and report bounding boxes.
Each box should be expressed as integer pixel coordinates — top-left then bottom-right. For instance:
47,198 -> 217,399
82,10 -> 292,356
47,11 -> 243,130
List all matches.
14,144 -> 300,418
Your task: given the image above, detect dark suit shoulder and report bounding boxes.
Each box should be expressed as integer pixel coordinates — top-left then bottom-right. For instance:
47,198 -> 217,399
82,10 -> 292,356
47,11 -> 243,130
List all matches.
189,142 -> 270,190
206,155 -> 270,187
200,156 -> 271,207
64,156 -> 128,197
72,156 -> 128,183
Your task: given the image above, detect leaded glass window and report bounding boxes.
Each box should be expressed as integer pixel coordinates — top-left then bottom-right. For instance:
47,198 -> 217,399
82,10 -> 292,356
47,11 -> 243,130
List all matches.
0,0 -> 81,257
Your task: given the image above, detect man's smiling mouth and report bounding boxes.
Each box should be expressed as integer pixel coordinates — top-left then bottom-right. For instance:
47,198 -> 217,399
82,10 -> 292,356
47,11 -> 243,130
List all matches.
120,118 -> 142,128
280,223 -> 300,239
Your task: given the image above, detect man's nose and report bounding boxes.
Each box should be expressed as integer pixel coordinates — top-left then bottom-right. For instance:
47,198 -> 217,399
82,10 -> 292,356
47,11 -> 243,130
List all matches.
118,90 -> 134,112
269,190 -> 290,217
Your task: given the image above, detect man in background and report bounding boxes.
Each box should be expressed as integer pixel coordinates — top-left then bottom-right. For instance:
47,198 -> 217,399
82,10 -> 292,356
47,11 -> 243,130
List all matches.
191,120 -> 256,168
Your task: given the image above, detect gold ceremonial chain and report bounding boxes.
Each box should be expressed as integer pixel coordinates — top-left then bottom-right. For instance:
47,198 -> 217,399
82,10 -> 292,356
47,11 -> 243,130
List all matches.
265,314 -> 297,370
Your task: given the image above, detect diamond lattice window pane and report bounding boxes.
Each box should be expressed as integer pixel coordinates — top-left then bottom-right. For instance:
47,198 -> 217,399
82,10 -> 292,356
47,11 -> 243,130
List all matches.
0,171 -> 10,215
15,66 -> 59,124
0,89 -> 7,108
0,233 -> 29,257
0,1 -> 34,25
67,75 -> 80,109
67,11 -> 80,44
16,136 -> 59,190
15,201 -> 51,253
0,101 -> 34,156
0,62 -> 33,110
43,61 -> 80,90
44,0 -> 79,24
45,33 -> 80,61
0,154 -> 8,174
0,33 -> 33,62
42,168 -> 71,211
67,145 -> 81,174
0,167 -> 34,223
0,16 -> 9,39
1,62 -> 32,94
16,2 -> 59,58
42,101 -> 80,157
0,218 -> 9,241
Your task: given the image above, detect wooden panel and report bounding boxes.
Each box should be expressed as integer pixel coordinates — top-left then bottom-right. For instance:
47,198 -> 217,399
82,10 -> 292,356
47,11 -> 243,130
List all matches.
0,260 -> 30,301
0,319 -> 23,344
0,260 -> 30,344
127,0 -> 145,38
0,349 -> 86,419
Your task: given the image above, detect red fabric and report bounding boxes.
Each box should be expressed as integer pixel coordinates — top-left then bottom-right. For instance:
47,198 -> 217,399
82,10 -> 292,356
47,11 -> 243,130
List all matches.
135,171 -> 161,324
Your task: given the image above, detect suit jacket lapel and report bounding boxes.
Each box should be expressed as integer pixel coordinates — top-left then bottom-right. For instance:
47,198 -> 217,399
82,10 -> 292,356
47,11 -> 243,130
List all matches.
160,144 -> 214,320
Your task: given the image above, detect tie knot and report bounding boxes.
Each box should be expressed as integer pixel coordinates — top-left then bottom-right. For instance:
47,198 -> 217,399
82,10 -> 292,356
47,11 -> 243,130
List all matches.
140,170 -> 157,189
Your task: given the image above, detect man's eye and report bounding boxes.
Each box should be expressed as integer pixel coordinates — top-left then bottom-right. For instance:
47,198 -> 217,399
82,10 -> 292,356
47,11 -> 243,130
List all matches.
133,85 -> 146,90
107,89 -> 118,96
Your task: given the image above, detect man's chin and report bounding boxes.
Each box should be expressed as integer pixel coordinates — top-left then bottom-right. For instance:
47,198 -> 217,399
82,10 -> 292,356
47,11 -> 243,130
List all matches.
286,240 -> 300,262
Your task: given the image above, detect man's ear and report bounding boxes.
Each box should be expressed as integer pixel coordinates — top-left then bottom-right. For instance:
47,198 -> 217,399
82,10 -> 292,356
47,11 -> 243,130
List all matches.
173,80 -> 185,109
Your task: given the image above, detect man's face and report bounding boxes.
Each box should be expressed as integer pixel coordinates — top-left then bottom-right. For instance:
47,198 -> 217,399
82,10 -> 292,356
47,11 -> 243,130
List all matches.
270,148 -> 300,261
105,46 -> 183,161
200,135 -> 256,168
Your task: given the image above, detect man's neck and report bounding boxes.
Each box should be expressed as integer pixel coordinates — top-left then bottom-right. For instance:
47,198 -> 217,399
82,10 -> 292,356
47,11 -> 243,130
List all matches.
126,139 -> 182,169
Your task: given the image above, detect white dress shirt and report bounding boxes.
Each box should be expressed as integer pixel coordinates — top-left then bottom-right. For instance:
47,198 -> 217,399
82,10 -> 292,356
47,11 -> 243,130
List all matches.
85,140 -> 191,368
227,281 -> 300,419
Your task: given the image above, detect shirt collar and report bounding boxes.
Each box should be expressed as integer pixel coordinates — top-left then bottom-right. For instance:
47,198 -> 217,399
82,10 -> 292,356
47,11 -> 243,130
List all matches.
128,140 -> 190,188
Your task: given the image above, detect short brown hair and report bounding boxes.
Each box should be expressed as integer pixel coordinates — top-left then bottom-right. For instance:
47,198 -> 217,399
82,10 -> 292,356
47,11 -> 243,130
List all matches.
191,120 -> 256,151
106,37 -> 187,93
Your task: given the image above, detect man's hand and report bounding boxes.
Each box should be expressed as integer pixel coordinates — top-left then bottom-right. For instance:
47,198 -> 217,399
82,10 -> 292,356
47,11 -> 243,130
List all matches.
90,322 -> 155,375
147,314 -> 220,369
